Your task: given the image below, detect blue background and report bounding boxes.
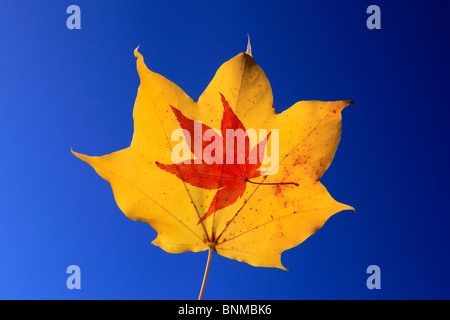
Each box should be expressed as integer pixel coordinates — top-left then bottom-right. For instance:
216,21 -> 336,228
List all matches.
0,0 -> 449,299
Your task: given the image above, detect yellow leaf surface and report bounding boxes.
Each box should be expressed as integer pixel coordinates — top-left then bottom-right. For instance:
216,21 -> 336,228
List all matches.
73,46 -> 354,270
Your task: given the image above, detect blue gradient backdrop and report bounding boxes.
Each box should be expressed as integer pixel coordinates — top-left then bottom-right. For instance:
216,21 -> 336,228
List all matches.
0,1 -> 449,299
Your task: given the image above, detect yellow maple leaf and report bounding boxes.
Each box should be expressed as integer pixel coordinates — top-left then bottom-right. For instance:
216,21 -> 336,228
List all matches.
73,42 -> 354,298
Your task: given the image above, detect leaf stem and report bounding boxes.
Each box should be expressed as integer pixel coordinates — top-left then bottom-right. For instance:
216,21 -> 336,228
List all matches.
198,247 -> 213,300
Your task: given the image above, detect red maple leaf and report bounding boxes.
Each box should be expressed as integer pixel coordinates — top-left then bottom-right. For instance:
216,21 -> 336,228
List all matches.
156,93 -> 297,224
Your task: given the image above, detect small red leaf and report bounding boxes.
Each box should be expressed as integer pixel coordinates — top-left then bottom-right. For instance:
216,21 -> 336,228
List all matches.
157,93 -> 286,224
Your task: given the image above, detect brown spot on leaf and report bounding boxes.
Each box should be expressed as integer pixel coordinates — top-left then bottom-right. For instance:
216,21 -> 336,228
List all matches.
274,185 -> 282,196
293,155 -> 310,166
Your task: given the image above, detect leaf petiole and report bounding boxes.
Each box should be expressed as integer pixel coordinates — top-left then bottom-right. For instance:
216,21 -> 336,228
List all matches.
198,247 -> 213,300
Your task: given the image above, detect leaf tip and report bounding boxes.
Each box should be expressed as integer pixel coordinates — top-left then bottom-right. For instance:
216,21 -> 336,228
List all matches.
343,204 -> 357,214
334,100 -> 355,113
280,265 -> 291,272
71,149 -> 86,161
346,100 -> 355,106
344,100 -> 355,109
245,34 -> 252,57
70,148 -> 79,157
134,45 -> 142,60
